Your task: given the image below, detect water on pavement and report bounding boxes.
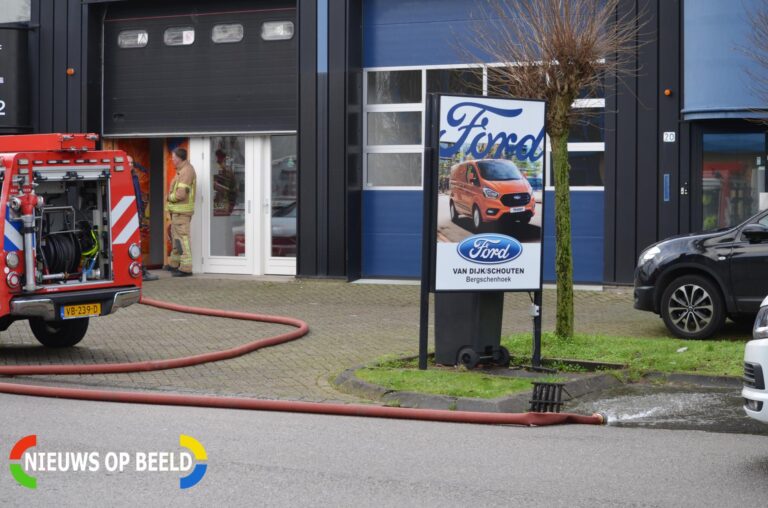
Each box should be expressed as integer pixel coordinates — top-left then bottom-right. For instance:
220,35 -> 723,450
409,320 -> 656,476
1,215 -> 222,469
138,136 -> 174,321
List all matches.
567,384 -> 768,436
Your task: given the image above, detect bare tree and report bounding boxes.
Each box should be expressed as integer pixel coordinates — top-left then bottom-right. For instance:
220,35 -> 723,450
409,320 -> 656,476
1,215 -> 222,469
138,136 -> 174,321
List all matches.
460,0 -> 641,338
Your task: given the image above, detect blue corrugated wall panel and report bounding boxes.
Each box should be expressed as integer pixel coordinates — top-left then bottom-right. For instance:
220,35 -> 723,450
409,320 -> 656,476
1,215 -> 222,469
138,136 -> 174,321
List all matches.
683,0 -> 768,119
363,0 -> 494,67
363,189 -> 605,282
542,190 -> 604,283
362,190 -> 423,277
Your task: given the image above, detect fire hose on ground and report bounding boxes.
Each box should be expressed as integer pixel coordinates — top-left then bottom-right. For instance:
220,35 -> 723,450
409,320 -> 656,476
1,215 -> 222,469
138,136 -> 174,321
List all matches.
0,296 -> 605,427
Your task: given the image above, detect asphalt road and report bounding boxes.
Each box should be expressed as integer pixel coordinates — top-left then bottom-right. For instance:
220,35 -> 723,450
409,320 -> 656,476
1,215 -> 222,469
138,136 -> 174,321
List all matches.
1,394 -> 767,507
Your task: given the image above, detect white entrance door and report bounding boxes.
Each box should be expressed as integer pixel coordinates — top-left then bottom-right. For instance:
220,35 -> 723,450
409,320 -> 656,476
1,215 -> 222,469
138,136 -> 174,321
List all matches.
194,136 -> 255,274
191,135 -> 297,276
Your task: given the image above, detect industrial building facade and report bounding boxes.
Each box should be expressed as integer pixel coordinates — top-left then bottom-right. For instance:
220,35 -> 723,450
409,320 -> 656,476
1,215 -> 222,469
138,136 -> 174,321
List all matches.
0,0 -> 765,284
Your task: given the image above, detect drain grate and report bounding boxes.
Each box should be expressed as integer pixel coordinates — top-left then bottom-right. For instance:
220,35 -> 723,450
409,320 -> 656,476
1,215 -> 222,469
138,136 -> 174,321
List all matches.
529,382 -> 566,413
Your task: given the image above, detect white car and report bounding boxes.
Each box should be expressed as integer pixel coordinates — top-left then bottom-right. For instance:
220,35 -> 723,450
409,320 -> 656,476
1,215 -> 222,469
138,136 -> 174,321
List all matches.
231,201 -> 297,257
743,295 -> 768,423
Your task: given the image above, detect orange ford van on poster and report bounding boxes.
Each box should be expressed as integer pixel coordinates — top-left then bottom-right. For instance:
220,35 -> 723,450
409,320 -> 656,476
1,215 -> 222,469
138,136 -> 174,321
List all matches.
448,159 -> 535,231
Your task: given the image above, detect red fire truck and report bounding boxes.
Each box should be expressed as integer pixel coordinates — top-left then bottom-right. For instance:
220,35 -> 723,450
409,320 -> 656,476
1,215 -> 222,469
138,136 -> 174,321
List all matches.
0,133 -> 142,347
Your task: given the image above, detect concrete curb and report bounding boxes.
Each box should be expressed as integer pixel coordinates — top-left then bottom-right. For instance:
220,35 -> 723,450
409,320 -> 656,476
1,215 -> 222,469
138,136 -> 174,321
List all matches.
333,363 -> 624,413
333,358 -> 743,412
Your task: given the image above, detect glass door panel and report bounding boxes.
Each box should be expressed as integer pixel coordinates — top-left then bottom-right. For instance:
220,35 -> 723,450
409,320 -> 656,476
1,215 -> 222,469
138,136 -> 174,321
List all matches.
209,137 -> 246,257
702,132 -> 765,230
265,135 -> 297,274
202,136 -> 253,274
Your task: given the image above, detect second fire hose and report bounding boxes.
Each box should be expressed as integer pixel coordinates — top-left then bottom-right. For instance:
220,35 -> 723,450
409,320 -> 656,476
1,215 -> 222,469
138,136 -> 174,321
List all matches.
0,296 -> 606,427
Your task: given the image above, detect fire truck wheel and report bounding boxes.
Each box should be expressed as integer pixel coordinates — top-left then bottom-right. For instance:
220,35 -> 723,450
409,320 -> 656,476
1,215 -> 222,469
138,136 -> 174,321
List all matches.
29,318 -> 89,348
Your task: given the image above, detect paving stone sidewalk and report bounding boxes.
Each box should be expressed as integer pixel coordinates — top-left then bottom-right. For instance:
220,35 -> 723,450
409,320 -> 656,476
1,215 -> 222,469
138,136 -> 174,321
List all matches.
0,274 -> 752,402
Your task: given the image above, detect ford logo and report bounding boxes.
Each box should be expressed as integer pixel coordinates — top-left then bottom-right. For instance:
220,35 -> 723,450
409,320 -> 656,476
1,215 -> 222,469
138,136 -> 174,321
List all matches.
457,234 -> 522,264
439,101 -> 544,162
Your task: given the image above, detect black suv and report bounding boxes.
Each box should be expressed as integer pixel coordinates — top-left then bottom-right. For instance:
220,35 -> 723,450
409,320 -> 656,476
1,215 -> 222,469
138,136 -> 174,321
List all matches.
634,210 -> 768,339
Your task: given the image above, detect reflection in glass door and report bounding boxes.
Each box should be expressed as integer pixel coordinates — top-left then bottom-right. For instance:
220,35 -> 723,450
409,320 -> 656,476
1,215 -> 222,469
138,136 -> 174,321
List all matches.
202,136 -> 253,274
265,135 -> 297,275
211,137 -> 246,255
702,132 -> 766,230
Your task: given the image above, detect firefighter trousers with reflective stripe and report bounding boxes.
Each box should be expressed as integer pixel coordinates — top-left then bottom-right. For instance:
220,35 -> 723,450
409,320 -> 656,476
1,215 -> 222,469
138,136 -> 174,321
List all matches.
169,212 -> 193,273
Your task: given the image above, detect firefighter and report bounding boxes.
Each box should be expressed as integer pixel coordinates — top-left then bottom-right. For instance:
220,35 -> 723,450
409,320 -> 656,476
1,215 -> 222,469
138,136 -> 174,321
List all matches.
165,147 -> 196,277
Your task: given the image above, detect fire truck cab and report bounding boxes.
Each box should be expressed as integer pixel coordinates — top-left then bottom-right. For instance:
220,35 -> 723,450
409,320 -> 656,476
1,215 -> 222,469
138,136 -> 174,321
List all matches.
0,133 -> 142,347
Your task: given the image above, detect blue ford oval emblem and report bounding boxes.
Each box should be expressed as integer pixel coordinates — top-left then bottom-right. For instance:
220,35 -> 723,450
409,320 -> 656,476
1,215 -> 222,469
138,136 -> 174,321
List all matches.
457,234 -> 522,264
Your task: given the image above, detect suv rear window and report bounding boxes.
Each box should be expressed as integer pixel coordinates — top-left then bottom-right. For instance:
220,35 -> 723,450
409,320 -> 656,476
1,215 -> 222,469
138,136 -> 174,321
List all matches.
476,160 -> 523,181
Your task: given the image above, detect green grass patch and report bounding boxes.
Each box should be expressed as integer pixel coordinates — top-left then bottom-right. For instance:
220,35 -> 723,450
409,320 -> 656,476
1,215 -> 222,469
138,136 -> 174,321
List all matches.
502,332 -> 745,377
353,333 -> 745,400
356,365 -> 562,399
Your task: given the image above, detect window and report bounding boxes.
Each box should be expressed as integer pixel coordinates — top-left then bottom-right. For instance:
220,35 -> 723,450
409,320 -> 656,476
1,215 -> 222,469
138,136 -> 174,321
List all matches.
164,27 -> 195,46
367,112 -> 421,145
367,154 -> 422,187
467,166 -> 477,184
477,160 -> 524,181
545,145 -> 605,188
486,66 -> 512,96
209,137 -> 245,257
568,151 -> 605,186
270,135 -> 298,258
364,70 -> 423,187
427,69 -> 482,95
261,21 -> 294,41
569,115 -> 605,143
212,24 -> 244,44
545,100 -> 606,188
363,65 -> 606,190
367,71 -> 421,104
118,30 -> 148,49
0,0 -> 30,23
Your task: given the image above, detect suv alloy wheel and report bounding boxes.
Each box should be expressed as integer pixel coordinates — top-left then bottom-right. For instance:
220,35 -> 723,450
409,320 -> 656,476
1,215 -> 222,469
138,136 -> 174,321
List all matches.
660,274 -> 725,339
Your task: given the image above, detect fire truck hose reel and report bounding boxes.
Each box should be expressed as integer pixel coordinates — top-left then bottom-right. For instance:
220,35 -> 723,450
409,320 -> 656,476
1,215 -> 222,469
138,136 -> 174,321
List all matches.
0,297 -> 606,427
41,233 -> 82,274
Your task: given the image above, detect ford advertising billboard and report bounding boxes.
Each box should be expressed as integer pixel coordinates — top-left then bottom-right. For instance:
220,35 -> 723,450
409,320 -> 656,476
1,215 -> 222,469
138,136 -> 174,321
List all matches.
428,94 -> 546,292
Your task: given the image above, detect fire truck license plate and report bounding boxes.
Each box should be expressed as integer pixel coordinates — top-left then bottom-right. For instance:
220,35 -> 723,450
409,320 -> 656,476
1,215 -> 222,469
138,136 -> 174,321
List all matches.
61,303 -> 101,319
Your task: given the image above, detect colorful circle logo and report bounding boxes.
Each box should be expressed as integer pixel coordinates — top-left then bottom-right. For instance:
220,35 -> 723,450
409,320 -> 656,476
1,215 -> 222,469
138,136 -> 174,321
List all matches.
179,434 -> 207,489
9,434 -> 37,489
